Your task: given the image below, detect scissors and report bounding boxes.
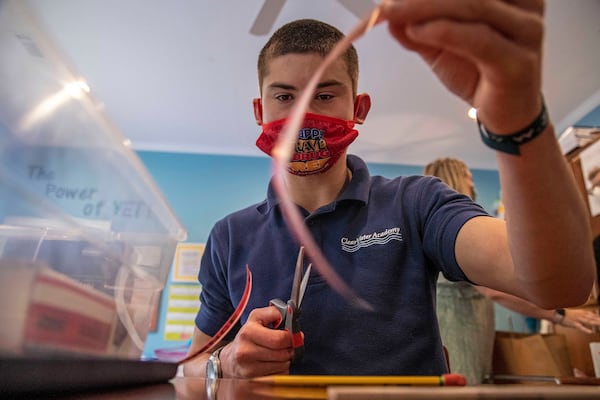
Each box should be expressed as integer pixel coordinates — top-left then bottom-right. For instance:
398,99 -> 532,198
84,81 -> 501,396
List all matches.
269,246 -> 311,362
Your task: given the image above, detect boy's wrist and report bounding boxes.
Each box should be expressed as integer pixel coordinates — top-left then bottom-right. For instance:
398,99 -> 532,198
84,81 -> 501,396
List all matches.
206,346 -> 226,379
477,96 -> 548,155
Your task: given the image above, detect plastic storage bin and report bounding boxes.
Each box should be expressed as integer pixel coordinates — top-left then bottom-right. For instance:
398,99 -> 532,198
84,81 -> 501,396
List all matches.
0,1 -> 187,361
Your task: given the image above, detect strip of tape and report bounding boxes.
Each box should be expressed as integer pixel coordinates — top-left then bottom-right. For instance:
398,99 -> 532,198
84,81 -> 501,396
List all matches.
178,265 -> 252,364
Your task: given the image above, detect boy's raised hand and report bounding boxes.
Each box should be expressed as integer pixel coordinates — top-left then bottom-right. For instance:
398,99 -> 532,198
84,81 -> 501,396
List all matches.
381,0 -> 544,135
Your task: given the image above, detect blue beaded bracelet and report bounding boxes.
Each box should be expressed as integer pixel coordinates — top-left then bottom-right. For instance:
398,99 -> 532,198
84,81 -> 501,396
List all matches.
477,99 -> 549,155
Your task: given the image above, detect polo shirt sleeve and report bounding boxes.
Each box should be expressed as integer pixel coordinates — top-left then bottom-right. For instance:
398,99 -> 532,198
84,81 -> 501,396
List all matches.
195,220 -> 237,337
417,176 -> 489,282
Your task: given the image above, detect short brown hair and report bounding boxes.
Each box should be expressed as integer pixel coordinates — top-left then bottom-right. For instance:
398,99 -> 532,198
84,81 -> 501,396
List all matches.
257,19 -> 359,96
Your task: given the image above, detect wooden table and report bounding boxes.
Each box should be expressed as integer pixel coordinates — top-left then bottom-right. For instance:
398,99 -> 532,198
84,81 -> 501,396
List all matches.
56,377 -> 600,400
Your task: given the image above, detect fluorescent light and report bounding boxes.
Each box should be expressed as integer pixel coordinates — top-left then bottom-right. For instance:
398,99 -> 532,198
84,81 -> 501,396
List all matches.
468,107 -> 477,120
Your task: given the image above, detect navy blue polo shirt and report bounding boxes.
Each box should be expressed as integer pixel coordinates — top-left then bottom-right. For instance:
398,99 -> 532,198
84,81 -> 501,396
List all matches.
196,154 -> 488,375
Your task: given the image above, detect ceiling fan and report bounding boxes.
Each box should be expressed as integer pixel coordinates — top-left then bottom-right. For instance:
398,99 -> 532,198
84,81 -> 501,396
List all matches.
250,0 -> 378,35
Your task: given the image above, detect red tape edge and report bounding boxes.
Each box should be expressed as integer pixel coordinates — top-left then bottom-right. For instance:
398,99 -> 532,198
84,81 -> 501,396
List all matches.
178,265 -> 252,364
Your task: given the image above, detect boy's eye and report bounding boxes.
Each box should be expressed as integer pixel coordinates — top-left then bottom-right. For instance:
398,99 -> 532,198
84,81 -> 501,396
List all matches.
275,94 -> 293,102
316,94 -> 333,101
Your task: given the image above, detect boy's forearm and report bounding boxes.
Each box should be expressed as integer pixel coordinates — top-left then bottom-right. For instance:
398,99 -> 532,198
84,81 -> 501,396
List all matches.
496,124 -> 595,307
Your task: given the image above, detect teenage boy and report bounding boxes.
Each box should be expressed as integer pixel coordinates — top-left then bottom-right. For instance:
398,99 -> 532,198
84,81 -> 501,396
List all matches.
184,1 -> 594,378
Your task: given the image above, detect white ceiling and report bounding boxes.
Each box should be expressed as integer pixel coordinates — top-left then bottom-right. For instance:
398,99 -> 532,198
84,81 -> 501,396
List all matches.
23,0 -> 600,170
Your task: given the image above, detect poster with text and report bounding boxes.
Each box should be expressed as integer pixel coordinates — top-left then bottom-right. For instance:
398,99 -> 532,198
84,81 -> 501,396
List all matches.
172,243 -> 204,282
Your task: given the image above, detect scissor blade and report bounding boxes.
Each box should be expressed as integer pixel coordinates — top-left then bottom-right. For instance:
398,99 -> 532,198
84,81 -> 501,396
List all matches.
298,264 -> 311,308
290,246 -> 305,305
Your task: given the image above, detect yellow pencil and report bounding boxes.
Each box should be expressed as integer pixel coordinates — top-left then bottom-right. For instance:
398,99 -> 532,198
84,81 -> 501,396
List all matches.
252,373 -> 466,386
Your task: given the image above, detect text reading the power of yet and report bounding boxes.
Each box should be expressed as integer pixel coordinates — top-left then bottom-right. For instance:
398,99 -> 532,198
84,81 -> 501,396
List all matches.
28,164 -> 151,219
46,184 -> 97,201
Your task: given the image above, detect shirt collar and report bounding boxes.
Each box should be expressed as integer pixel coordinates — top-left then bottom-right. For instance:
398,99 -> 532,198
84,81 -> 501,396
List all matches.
261,154 -> 370,214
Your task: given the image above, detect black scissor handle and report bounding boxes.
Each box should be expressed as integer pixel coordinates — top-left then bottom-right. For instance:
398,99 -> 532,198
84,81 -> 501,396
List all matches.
286,300 -> 304,361
268,298 -> 304,362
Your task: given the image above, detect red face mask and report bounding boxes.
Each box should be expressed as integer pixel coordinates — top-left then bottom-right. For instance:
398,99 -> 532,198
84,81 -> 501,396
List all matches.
256,113 -> 358,176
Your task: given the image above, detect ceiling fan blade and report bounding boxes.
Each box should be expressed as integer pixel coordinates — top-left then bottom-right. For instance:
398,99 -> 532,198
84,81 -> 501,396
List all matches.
250,0 -> 286,36
337,0 -> 378,19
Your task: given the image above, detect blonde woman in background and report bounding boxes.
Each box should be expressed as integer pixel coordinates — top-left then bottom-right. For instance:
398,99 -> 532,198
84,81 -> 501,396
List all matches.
424,157 -> 600,385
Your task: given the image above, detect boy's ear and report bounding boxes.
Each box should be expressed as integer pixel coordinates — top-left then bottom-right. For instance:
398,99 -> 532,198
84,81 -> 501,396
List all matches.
353,93 -> 371,125
253,98 -> 263,125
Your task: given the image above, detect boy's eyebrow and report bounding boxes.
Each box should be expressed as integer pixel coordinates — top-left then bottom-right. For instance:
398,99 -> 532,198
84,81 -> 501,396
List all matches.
267,82 -> 297,91
316,80 -> 345,89
266,80 -> 346,92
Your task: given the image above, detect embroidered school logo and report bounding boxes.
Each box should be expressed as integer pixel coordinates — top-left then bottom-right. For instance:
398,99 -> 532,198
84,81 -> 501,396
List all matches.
340,227 -> 403,252
289,127 -> 331,174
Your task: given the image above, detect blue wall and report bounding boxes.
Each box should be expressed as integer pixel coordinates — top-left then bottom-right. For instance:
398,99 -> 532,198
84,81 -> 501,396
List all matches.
137,151 -> 503,357
576,104 -> 600,127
